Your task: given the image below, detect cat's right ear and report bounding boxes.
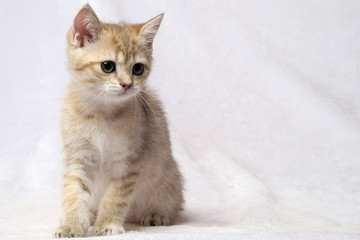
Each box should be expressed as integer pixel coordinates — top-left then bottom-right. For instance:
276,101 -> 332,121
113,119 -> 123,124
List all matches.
73,4 -> 101,48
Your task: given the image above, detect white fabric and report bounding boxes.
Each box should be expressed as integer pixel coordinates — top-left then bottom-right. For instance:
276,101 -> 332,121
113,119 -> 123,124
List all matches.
0,0 -> 359,239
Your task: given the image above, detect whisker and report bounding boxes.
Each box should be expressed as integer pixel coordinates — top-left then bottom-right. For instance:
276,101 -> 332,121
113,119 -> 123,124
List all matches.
131,97 -> 138,136
76,89 -> 106,117
138,91 -> 157,118
137,95 -> 153,127
136,96 -> 141,131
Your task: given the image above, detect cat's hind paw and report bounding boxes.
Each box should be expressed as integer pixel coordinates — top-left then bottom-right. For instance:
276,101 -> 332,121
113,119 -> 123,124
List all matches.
141,213 -> 169,226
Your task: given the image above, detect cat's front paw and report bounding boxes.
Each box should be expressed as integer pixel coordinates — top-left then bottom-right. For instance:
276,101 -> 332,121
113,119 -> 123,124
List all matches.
54,224 -> 87,238
92,223 -> 125,236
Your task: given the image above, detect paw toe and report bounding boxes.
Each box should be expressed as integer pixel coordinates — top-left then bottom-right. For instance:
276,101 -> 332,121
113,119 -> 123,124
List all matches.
54,225 -> 86,238
141,213 -> 169,226
92,223 -> 125,236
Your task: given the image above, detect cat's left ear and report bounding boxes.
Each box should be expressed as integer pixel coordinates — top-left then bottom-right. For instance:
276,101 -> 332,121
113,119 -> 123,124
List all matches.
73,4 -> 101,48
138,14 -> 164,51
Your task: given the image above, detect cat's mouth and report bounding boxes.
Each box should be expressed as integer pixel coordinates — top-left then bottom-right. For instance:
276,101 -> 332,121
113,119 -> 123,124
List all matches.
106,88 -> 138,99
107,89 -> 126,96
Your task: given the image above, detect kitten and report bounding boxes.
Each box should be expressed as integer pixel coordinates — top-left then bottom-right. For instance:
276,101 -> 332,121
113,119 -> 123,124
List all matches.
54,5 -> 184,238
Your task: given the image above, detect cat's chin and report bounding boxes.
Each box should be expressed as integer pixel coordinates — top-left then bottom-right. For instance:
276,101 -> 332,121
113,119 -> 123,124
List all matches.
105,89 -> 139,101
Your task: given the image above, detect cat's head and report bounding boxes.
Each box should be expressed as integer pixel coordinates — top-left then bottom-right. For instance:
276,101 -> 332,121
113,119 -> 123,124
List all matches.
66,5 -> 163,105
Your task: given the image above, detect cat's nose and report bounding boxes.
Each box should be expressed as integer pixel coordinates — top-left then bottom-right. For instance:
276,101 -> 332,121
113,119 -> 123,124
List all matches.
120,83 -> 132,91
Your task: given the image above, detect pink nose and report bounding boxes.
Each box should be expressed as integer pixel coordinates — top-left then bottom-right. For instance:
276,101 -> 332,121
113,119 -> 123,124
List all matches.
120,83 -> 132,91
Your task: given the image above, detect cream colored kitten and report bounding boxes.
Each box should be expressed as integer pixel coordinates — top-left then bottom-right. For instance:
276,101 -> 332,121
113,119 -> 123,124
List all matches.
54,5 -> 184,238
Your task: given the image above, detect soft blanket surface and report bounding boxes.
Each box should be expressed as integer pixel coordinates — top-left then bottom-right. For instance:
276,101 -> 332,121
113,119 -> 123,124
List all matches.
0,0 -> 359,239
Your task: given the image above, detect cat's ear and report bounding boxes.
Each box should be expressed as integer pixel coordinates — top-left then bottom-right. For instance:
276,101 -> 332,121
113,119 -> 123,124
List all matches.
73,4 -> 101,48
138,14 -> 164,51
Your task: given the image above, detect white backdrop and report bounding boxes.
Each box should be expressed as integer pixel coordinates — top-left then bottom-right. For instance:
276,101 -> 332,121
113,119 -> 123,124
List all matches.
0,0 -> 360,239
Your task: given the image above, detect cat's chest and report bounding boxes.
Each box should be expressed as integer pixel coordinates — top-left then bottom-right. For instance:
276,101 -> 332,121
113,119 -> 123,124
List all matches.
86,118 -> 134,161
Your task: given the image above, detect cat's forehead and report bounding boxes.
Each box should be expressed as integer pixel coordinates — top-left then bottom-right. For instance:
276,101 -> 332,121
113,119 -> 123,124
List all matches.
100,23 -> 143,62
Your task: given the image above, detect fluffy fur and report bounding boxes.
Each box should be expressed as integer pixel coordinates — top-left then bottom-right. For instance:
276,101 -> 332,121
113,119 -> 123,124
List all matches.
54,5 -> 184,238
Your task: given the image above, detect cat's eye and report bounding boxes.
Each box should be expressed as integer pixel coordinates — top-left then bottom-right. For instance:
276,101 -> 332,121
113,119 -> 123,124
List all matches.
132,63 -> 144,76
101,61 -> 116,73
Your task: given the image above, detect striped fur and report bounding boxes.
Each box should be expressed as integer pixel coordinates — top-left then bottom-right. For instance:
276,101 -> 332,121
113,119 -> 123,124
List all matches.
54,5 -> 184,238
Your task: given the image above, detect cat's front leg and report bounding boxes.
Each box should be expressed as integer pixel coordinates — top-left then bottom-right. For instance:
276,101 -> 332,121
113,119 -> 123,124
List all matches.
92,171 -> 139,236
55,158 -> 92,238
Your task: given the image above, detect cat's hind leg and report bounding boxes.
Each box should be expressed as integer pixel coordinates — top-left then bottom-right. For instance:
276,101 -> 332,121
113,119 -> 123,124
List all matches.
134,172 -> 184,226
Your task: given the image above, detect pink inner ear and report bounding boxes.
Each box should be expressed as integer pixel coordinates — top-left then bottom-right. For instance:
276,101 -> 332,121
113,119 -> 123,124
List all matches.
73,7 -> 99,47
145,23 -> 160,49
140,14 -> 163,52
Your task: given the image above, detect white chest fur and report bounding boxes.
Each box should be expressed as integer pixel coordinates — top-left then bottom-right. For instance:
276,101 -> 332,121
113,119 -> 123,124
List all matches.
81,113 -> 143,180
84,116 -> 138,211
91,119 -> 111,161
